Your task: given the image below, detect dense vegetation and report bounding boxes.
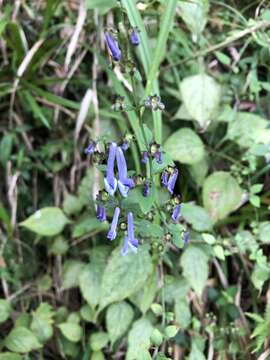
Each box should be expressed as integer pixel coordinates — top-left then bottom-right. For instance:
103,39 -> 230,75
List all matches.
0,0 -> 270,359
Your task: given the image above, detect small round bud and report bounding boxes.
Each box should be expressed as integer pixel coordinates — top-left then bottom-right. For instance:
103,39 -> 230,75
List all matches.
120,222 -> 127,231
164,233 -> 172,241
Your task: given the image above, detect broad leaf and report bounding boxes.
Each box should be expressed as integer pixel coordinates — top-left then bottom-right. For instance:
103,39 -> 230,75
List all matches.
62,261 -> 86,290
100,245 -> 152,309
164,128 -> 205,164
226,112 -> 270,148
20,207 -> 69,236
181,203 -> 213,231
106,301 -> 134,345
5,327 -> 42,353
0,299 -> 11,324
203,171 -> 243,222
126,318 -> 154,360
180,245 -> 209,296
180,74 -> 221,129
58,323 -> 83,343
30,303 -> 54,343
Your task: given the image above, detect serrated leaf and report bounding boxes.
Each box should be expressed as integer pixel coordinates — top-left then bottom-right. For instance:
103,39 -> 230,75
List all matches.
164,128 -> 205,164
180,74 -> 221,129
106,302 -> 134,345
5,327 -> 42,353
126,318 -> 154,360
20,207 -> 69,236
181,203 -> 213,231
58,323 -> 82,343
99,245 -> 152,310
180,246 -> 209,296
203,171 -> 243,222
0,299 -> 11,324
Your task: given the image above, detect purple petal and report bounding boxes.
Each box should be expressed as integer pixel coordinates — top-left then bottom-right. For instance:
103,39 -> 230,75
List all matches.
104,143 -> 117,196
172,204 -> 181,222
96,205 -> 106,222
161,171 -> 169,186
107,207 -> 120,240
130,30 -> 140,46
105,32 -> 121,61
167,168 -> 179,194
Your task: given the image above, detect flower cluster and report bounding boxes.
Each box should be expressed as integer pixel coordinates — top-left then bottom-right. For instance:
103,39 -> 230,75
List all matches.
83,24 -> 190,256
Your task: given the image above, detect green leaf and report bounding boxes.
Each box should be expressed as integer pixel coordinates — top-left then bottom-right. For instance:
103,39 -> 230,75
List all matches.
122,187 -> 156,214
58,323 -> 83,343
106,301 -> 134,345
226,112 -> 270,148
181,203 -> 213,231
251,258 -> 270,291
90,351 -> 105,360
30,303 -> 54,343
180,74 -> 221,129
165,325 -> 178,338
79,263 -> 103,309
180,245 -> 209,296
86,0 -> 117,14
0,354 -> 22,360
137,220 -> 163,238
202,233 -> 216,245
188,156 -> 209,187
0,299 -> 11,324
63,194 -> 84,216
164,276 -> 190,303
72,216 -> 108,238
5,327 -> 42,353
174,299 -> 191,329
20,207 -> 70,236
49,236 -> 68,256
258,222 -> 270,244
164,128 -> 205,164
100,245 -> 152,310
150,329 -> 163,346
80,305 -> 95,323
89,332 -> 109,351
249,195 -> 260,208
178,0 -> 209,41
213,245 -> 225,261
126,318 -> 154,360
131,271 -> 158,314
62,260 -> 86,290
203,172 -> 243,222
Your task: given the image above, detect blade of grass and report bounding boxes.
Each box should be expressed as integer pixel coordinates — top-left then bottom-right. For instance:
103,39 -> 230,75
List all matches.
121,0 -> 162,143
145,0 -> 178,97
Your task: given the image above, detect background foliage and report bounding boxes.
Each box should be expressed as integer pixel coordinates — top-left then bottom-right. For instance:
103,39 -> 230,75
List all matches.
1,0 -> 270,359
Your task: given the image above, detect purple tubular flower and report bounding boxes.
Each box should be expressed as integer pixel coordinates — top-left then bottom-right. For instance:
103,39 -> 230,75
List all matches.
154,151 -> 163,164
143,181 -> 150,197
172,204 -> 181,222
104,142 -> 117,196
183,231 -> 190,245
85,141 -> 96,155
97,205 -> 106,222
107,207 -> 120,241
116,146 -> 135,197
167,168 -> 179,194
141,151 -> 149,164
161,171 -> 169,187
105,32 -> 121,61
121,212 -> 139,256
130,30 -> 140,46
